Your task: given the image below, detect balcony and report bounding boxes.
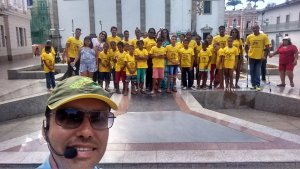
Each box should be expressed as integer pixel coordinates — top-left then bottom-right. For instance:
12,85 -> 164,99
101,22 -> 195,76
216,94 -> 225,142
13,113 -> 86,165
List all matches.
262,21 -> 300,33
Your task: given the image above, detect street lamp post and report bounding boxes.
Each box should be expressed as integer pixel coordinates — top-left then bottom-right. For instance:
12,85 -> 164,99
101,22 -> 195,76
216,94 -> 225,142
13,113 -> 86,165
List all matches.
50,28 -> 64,57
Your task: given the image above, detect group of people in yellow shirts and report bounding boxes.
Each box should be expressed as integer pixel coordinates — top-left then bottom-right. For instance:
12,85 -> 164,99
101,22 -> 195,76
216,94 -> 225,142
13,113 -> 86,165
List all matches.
43,24 -> 270,94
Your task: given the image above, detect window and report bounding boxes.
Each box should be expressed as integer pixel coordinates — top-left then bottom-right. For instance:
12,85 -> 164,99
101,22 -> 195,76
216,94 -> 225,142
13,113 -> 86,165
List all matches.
286,15 -> 290,23
246,21 -> 251,29
16,27 -> 20,46
19,27 -> 24,46
224,21 -> 227,28
276,16 -> 280,24
0,25 -> 4,47
24,28 -> 27,46
204,1 -> 211,14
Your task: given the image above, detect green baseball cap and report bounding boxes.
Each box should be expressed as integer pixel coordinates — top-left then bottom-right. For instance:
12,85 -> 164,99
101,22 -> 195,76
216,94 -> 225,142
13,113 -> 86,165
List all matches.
47,76 -> 118,110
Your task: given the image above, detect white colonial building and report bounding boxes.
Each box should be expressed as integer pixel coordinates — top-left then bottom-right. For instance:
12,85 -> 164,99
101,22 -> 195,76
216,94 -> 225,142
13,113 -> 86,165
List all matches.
0,0 -> 32,61
51,0 -> 225,48
258,0 -> 300,50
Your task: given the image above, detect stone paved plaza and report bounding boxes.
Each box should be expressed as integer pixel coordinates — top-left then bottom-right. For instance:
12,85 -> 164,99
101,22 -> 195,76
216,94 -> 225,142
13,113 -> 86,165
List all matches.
0,56 -> 300,168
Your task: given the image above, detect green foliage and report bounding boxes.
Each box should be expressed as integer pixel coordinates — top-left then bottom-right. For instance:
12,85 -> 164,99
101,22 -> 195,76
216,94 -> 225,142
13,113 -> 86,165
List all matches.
226,0 -> 243,10
246,0 -> 265,8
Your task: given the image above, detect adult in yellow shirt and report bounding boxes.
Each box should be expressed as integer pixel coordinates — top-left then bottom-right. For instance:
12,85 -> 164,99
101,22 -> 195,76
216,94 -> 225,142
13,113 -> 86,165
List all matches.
245,24 -> 270,90
144,28 -> 157,91
134,40 -> 148,93
98,43 -> 111,92
165,35 -> 180,93
149,37 -> 166,94
61,28 -> 83,80
213,26 -> 229,49
131,28 -> 143,49
222,37 -> 239,92
124,45 -> 138,96
197,41 -> 212,89
179,38 -> 194,90
41,45 -> 56,91
107,26 -> 121,47
230,28 -> 244,88
122,30 -> 133,46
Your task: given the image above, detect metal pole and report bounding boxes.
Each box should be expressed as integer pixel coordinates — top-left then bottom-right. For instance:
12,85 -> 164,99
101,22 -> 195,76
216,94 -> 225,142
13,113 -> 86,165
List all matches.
72,19 -> 74,37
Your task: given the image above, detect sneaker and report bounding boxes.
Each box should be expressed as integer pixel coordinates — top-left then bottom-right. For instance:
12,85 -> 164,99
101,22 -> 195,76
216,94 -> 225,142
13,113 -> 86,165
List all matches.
255,86 -> 261,91
157,89 -> 162,93
182,87 -> 187,90
250,86 -> 256,90
150,90 -> 155,95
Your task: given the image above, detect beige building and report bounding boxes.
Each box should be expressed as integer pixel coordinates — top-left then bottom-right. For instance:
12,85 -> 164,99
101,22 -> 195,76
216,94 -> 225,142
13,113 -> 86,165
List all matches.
0,0 -> 32,62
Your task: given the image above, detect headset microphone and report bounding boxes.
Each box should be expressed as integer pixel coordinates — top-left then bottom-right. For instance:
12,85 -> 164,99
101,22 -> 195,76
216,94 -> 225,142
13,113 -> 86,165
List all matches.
43,124 -> 78,159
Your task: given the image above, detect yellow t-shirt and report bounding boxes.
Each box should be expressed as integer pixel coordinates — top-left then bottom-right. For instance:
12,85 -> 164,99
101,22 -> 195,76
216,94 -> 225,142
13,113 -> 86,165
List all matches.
42,47 -> 56,56
115,51 -> 127,72
216,48 -> 224,69
66,37 -> 83,58
208,44 -> 217,64
131,38 -> 142,48
198,49 -> 212,70
165,45 -> 179,65
107,35 -> 121,45
108,49 -> 118,69
179,48 -> 194,68
188,40 -> 197,49
134,48 -> 148,68
124,53 -> 137,75
223,46 -> 239,69
195,43 -> 202,55
143,38 -> 157,52
213,35 -> 229,49
176,41 -> 183,49
98,51 -> 111,72
246,33 -> 270,59
122,39 -> 133,46
233,39 -> 243,54
149,46 -> 166,68
41,53 -> 55,73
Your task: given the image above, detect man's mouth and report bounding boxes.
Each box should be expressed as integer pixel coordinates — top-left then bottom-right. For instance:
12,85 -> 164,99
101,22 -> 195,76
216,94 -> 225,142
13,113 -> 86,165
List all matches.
75,147 -> 95,152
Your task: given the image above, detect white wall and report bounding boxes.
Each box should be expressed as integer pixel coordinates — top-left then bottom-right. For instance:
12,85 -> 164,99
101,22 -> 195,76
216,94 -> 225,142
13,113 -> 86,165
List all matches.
145,0 -> 165,32
58,0 -> 90,48
263,4 -> 300,24
94,0 -> 116,36
170,0 -> 191,33
122,0 -> 140,38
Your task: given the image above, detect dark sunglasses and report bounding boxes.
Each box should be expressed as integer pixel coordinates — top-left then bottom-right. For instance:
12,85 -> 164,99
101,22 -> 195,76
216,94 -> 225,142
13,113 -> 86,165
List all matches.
52,108 -> 115,130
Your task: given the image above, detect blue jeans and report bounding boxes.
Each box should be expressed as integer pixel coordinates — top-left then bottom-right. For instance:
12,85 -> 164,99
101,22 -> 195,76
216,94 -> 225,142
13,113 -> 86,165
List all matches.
45,72 -> 56,89
249,58 -> 262,87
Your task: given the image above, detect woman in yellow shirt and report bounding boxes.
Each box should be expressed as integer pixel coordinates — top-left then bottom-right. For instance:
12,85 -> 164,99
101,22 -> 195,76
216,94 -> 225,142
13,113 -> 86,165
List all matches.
222,37 -> 239,92
144,28 -> 157,91
230,28 -> 244,88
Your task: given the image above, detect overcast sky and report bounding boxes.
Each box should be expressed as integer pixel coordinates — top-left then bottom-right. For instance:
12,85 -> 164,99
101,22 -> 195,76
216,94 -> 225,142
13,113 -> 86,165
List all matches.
225,0 -> 286,10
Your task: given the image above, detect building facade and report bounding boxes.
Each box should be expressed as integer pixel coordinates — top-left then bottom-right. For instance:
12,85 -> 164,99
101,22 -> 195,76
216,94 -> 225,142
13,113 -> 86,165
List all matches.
258,0 -> 300,49
49,0 -> 225,48
224,3 -> 258,40
0,0 -> 32,61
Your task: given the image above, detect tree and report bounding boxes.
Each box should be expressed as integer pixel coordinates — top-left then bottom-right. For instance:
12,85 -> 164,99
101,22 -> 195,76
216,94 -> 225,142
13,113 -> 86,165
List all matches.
247,0 -> 265,8
265,3 -> 276,9
226,0 -> 242,10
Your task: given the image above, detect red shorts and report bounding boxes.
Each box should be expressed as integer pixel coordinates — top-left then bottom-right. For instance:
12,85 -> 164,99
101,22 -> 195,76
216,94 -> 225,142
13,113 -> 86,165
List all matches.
279,63 -> 294,71
152,68 -> 164,79
115,70 -> 126,83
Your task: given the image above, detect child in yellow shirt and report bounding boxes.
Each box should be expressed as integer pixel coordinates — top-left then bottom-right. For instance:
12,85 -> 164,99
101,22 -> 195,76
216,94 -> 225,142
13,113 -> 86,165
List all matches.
114,41 -> 127,94
134,40 -> 148,94
214,42 -> 224,89
179,38 -> 194,90
98,43 -> 111,91
149,37 -> 166,94
197,40 -> 212,89
109,41 -> 118,90
42,45 -> 56,91
165,35 -> 180,93
222,37 -> 239,92
124,45 -> 138,96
